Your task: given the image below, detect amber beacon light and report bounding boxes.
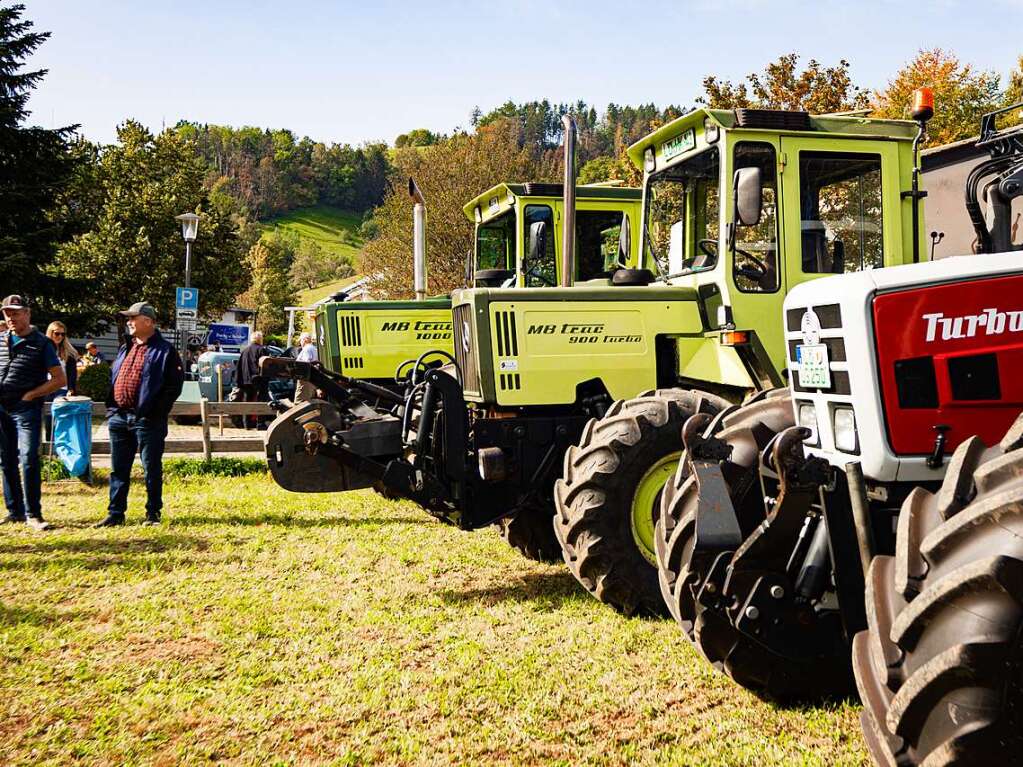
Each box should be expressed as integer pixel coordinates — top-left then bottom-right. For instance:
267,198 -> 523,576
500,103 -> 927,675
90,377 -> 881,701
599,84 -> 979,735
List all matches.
912,87 -> 935,123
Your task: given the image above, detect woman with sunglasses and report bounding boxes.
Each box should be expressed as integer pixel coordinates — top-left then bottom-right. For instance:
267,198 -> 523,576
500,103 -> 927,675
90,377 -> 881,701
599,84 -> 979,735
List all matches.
45,322 -> 78,398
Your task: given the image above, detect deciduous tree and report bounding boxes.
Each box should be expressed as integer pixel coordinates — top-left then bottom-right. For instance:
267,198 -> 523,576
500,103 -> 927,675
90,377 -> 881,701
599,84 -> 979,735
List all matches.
360,119 -> 551,298
701,53 -> 868,113
872,49 -> 1001,144
56,121 -> 249,324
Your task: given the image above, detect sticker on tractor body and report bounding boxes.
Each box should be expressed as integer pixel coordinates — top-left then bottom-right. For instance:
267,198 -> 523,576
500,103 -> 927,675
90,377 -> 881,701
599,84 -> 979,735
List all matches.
796,344 -> 831,389
662,129 -> 696,161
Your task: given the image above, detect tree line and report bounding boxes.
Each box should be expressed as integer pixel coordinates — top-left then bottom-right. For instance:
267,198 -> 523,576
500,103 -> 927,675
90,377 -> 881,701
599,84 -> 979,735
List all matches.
176,122 -> 390,219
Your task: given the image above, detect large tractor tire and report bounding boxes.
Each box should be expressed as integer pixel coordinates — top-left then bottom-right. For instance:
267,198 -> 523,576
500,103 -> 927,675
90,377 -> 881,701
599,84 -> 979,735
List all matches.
497,501 -> 561,563
854,415 -> 1023,766
656,388 -> 791,636
554,389 -> 727,616
657,389 -> 852,700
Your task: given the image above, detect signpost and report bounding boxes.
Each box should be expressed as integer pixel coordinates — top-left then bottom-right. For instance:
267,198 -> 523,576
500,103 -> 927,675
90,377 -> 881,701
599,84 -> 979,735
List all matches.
175,287 -> 200,362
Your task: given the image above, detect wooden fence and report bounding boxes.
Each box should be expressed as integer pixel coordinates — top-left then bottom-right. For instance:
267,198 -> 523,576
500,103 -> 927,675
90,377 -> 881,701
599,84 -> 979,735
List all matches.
42,400 -> 276,461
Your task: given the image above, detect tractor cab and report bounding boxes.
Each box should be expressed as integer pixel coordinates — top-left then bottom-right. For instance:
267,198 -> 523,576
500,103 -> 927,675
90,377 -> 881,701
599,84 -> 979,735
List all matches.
627,107 -> 922,382
463,183 -> 642,288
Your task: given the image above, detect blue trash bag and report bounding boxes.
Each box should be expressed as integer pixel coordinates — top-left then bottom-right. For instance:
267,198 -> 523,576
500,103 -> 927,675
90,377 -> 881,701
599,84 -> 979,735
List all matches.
51,396 -> 93,477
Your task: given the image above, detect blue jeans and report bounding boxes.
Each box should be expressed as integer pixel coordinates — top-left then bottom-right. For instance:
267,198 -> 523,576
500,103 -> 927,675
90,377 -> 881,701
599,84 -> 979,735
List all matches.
0,399 -> 44,520
107,411 -> 168,518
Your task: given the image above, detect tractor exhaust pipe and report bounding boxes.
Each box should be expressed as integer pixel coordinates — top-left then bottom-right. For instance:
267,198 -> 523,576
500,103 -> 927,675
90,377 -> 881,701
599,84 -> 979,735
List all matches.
409,177 -> 428,300
560,114 -> 577,288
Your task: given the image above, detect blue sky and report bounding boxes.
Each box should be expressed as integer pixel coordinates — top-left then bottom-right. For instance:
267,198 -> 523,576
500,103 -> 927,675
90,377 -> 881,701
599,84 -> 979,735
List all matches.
24,0 -> 1022,147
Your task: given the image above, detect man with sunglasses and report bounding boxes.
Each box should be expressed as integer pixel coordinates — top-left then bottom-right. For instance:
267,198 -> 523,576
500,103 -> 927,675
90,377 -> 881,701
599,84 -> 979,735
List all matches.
0,295 -> 66,530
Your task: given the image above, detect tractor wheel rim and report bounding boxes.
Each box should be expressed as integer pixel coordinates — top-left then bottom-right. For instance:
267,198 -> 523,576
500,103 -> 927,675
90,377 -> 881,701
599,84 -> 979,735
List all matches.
631,451 -> 681,566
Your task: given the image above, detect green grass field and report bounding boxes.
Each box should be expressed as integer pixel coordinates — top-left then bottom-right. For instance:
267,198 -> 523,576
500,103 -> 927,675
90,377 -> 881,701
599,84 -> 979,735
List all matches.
1,471 -> 869,765
261,205 -> 364,263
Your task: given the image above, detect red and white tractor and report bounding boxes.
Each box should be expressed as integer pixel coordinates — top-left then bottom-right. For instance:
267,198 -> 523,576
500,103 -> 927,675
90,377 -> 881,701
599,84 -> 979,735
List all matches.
654,101 -> 1023,766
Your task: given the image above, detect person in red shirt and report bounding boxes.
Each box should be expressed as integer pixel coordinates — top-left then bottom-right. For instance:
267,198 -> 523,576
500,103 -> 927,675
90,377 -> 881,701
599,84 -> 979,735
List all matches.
95,302 -> 183,527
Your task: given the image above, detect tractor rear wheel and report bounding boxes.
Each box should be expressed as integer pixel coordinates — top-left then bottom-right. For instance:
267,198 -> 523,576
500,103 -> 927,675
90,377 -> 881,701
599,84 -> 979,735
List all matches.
497,501 -> 561,563
854,415 -> 1023,766
554,389 -> 727,616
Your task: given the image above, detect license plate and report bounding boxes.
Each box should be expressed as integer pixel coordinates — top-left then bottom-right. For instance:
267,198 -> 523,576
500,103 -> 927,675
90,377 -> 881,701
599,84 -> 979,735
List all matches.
796,344 -> 831,388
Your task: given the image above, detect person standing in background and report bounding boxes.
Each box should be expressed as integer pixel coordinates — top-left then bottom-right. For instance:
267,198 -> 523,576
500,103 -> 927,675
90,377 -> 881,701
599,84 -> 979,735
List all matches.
95,302 -> 183,528
0,296 -> 66,530
294,332 -> 318,402
235,331 -> 268,428
46,322 -> 77,397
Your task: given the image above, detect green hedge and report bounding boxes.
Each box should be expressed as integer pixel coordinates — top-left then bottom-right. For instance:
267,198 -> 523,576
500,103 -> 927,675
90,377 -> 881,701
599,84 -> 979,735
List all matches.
77,363 -> 112,402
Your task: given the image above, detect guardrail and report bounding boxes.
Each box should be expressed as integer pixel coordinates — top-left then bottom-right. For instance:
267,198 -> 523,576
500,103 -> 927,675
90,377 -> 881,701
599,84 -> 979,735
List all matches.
42,400 -> 277,461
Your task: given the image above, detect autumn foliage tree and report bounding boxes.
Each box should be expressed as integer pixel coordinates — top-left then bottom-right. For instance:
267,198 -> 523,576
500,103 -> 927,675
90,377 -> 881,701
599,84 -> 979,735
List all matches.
700,53 -> 869,112
872,49 -> 1002,144
359,119 -> 553,298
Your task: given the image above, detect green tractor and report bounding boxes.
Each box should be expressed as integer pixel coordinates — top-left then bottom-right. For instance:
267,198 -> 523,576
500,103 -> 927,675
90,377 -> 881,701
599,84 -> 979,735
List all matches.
312,180 -> 642,387
267,106 -> 927,614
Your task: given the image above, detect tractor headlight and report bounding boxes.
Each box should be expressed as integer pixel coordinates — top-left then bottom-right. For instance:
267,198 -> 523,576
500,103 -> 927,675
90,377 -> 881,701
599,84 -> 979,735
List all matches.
644,147 -> 656,173
833,407 -> 859,453
798,402 -> 819,446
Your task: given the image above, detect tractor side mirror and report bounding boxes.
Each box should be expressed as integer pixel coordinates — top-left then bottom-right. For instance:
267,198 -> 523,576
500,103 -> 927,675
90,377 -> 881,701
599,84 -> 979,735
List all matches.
617,213 -> 631,267
733,167 -> 763,227
527,220 -> 547,265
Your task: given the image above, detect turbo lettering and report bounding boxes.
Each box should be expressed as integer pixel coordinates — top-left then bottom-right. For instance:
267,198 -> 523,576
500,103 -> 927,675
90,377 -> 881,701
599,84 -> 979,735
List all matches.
923,308 -> 1023,342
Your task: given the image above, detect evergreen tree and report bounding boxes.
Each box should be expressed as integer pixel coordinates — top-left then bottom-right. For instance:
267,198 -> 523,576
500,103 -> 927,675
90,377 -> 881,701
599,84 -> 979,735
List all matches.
0,3 -> 80,321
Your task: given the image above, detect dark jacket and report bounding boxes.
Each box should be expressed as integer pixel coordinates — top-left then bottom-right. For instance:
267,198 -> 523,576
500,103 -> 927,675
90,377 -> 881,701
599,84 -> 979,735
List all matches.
236,342 -> 268,387
0,329 -> 52,405
106,330 -> 184,419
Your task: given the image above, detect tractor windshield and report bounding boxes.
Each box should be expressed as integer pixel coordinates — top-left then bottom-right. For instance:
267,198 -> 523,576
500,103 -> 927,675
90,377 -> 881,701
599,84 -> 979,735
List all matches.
643,146 -> 720,278
476,209 -> 517,272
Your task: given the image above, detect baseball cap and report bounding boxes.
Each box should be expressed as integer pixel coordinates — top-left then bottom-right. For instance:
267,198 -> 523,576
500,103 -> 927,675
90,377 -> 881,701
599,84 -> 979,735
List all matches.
119,301 -> 158,319
1,295 -> 28,311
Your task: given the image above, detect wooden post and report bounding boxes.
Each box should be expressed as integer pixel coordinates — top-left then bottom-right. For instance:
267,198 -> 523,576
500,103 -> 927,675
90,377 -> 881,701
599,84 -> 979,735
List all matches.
216,364 -> 225,435
200,397 -> 212,461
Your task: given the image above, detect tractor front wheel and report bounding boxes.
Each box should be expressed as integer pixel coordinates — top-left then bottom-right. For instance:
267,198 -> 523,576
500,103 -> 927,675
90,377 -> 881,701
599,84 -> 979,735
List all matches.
854,415 -> 1023,766
554,389 -> 726,616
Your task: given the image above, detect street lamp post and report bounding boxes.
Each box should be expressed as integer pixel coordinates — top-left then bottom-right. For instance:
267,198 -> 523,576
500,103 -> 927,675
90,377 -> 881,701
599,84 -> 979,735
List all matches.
176,213 -> 200,288
175,213 -> 200,363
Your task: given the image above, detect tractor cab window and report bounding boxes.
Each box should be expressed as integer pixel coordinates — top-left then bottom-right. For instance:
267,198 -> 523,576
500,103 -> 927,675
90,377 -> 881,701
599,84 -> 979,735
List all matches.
732,142 -> 779,293
523,204 -> 555,286
643,146 -> 720,278
576,209 -> 627,280
476,209 -> 516,272
799,152 -> 883,273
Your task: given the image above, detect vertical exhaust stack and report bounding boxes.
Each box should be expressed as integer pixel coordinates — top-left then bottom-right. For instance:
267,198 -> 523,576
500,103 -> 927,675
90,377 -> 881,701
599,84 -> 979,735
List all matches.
409,177 -> 428,300
560,114 -> 577,288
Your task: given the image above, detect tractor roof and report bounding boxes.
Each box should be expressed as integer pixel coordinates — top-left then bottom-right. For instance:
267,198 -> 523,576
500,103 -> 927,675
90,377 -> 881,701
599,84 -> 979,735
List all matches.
462,182 -> 641,222
626,107 -> 920,168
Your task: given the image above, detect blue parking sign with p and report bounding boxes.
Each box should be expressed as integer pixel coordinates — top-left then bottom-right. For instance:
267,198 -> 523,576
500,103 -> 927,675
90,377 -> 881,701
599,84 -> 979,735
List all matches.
176,287 -> 199,310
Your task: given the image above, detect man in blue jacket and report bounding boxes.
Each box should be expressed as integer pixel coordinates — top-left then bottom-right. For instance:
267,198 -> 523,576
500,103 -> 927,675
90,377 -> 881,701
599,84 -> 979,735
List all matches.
95,302 -> 184,527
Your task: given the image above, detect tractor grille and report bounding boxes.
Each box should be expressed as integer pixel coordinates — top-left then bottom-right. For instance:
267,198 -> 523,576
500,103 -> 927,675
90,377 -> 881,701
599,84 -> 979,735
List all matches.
343,356 -> 364,371
499,373 -> 521,391
789,302 -> 850,395
453,304 -> 480,395
495,310 -> 519,357
339,314 -> 362,349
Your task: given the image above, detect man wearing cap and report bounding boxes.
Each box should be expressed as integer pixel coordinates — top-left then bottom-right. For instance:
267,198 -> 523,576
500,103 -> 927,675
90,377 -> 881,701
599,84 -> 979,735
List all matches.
82,341 -> 107,367
0,295 -> 66,530
95,302 -> 184,527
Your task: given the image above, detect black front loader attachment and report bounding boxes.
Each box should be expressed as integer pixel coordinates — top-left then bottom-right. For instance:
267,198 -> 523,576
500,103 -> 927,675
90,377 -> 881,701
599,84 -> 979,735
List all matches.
261,356 -> 586,530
